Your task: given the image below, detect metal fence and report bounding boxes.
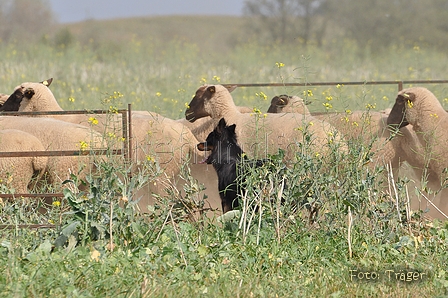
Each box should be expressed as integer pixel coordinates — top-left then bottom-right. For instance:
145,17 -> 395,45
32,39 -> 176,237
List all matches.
0,106 -> 132,230
224,79 -> 448,91
2,79 -> 448,230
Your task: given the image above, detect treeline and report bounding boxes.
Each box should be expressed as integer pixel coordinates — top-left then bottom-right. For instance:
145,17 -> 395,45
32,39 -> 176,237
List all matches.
1,0 -> 448,54
243,0 -> 448,51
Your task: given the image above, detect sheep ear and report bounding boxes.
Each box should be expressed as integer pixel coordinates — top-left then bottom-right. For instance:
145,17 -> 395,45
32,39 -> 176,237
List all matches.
24,88 -> 35,99
224,85 -> 238,93
277,95 -> 289,106
40,78 -> 53,87
207,86 -> 216,94
406,92 -> 415,102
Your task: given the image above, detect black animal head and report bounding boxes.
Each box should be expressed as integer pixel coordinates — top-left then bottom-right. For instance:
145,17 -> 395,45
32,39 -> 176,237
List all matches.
197,118 -> 241,165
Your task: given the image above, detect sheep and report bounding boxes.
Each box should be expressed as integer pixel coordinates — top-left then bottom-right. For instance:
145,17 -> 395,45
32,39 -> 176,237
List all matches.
265,95 -> 422,175
0,116 -> 105,191
387,87 -> 448,214
177,105 -> 253,142
267,94 -> 311,115
0,129 -> 48,194
185,84 -> 346,162
0,94 -> 9,107
387,87 -> 448,180
1,80 -> 222,216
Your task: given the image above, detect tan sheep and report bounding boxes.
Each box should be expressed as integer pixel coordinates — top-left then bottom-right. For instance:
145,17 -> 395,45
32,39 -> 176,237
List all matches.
1,80 -> 221,216
0,94 -> 9,107
0,129 -> 48,194
185,84 -> 346,161
387,87 -> 448,182
265,96 -> 423,177
0,116 -> 105,190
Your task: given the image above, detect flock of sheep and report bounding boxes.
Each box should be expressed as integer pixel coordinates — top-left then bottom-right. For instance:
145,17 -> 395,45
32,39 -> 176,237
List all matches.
0,79 -> 447,220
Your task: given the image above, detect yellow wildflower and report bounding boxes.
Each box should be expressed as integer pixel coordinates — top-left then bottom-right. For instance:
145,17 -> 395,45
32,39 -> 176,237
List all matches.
52,200 -> 61,207
255,91 -> 268,100
252,107 -> 262,115
79,141 -> 89,151
156,92 -> 162,97
109,106 -> 118,113
323,102 -> 332,110
365,103 -> 376,110
88,117 -> 98,125
275,62 -> 285,68
304,90 -> 314,97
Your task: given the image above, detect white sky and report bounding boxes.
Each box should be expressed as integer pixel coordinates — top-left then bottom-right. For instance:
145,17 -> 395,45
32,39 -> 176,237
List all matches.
48,0 -> 245,23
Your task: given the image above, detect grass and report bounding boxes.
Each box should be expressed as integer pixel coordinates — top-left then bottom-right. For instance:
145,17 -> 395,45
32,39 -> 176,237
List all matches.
0,15 -> 448,297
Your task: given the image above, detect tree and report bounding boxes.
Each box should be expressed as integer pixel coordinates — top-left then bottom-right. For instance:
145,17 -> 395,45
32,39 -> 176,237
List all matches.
328,0 -> 448,52
243,0 -> 329,45
0,0 -> 55,43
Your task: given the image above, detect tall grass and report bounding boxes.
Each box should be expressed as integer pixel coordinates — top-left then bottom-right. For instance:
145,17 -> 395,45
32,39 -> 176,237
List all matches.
1,28 -> 448,119
1,18 -> 448,296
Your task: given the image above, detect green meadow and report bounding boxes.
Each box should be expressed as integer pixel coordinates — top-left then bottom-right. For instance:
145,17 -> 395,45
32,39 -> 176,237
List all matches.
0,16 -> 447,297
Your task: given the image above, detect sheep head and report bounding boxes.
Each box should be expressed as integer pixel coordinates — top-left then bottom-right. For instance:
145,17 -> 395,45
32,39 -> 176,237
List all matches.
267,95 -> 290,113
387,91 -> 412,129
387,87 -> 444,130
0,88 -> 25,111
185,84 -> 238,122
0,78 -> 54,112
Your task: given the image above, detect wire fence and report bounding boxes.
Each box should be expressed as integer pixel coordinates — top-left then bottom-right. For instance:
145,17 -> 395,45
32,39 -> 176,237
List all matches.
2,79 -> 448,230
0,106 -> 131,230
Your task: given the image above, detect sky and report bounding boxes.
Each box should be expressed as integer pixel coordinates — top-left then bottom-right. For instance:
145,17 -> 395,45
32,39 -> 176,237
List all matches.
48,0 -> 245,23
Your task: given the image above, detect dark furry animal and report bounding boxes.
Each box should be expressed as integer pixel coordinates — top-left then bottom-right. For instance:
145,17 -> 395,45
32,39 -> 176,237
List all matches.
197,118 -> 263,213
198,118 -> 319,223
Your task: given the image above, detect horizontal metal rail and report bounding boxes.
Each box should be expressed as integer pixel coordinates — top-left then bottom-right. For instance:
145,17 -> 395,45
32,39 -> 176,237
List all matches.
0,108 -> 131,230
0,149 -> 122,157
223,79 -> 448,91
0,109 -> 128,116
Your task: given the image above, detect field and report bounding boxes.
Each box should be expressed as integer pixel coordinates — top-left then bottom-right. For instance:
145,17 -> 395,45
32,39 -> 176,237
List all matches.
0,16 -> 448,297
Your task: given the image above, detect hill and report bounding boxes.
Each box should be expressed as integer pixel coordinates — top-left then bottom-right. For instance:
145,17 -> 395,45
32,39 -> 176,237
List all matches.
58,15 -> 249,56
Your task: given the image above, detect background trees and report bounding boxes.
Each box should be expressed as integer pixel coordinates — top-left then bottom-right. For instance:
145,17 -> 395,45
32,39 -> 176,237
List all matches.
243,0 -> 448,52
0,0 -> 55,43
243,0 -> 328,45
